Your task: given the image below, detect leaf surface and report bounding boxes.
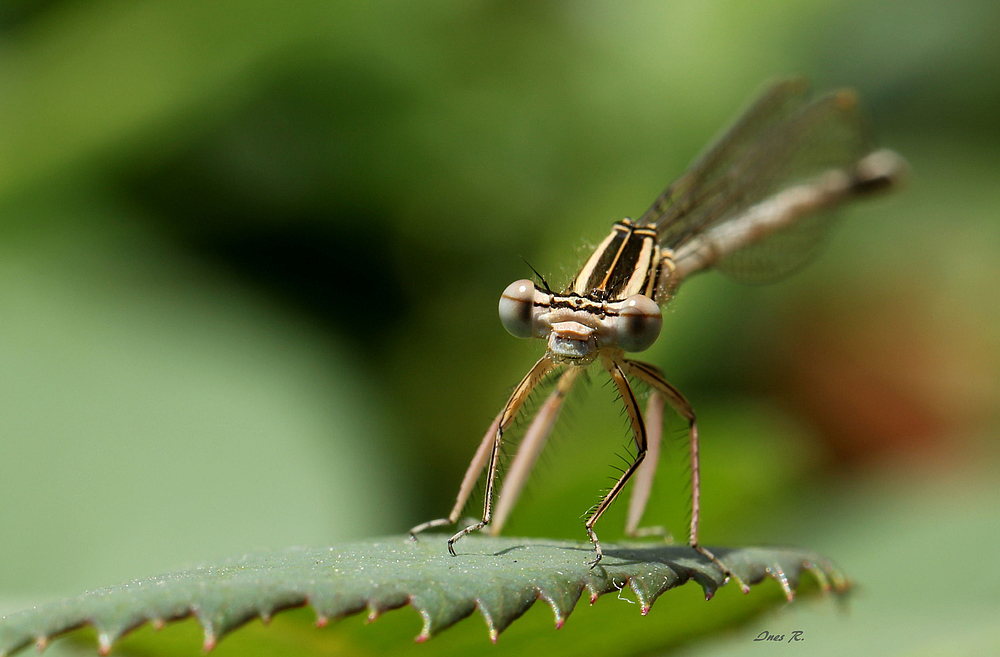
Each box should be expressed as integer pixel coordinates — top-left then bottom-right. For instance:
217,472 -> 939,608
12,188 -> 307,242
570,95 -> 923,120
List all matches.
0,535 -> 847,656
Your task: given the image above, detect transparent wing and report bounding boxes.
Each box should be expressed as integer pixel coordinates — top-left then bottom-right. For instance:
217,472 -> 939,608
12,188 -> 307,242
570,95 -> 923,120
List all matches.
712,207 -> 834,284
638,78 -> 872,280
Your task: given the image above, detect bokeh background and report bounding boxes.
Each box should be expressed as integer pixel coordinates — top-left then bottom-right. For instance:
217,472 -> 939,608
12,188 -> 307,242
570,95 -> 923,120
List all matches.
1,1 -> 997,655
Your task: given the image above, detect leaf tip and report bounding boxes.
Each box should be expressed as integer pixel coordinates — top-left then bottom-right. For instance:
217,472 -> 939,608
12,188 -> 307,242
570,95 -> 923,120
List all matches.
538,589 -> 575,630
314,615 -> 329,629
202,631 -> 217,652
476,603 -> 501,644
830,571 -> 851,595
640,605 -> 651,616
726,571 -> 751,594
779,582 -> 795,602
768,565 -> 794,601
33,636 -> 47,653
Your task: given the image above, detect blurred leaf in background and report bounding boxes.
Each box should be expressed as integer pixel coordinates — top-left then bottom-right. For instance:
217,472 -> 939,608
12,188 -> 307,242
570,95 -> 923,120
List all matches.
1,0 -> 997,654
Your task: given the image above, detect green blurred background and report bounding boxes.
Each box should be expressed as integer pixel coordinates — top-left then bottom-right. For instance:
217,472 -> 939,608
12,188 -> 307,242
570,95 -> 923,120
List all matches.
1,0 -> 997,655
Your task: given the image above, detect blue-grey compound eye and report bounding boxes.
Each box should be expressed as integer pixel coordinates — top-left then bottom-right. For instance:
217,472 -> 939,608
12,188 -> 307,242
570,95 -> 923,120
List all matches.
617,294 -> 662,352
499,279 -> 536,338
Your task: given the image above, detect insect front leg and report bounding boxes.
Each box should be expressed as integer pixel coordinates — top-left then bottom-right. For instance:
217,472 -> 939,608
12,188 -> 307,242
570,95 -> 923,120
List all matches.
489,367 -> 581,536
445,357 -> 557,556
584,353 -> 650,568
622,358 -> 750,593
624,391 -> 673,541
408,411 -> 501,539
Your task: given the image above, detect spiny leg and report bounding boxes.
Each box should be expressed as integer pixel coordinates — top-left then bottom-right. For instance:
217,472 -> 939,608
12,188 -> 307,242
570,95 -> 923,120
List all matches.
620,361 -> 702,544
622,358 -> 749,592
490,367 -> 581,536
447,357 -> 558,555
584,353 -> 649,568
408,411 -> 502,539
624,391 -> 672,540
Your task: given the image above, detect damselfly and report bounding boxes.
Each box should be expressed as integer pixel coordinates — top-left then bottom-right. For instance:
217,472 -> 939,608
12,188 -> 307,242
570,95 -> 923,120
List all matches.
410,78 -> 906,585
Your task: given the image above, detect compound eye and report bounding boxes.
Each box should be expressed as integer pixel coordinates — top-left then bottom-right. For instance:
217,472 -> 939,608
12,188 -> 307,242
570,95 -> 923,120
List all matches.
499,279 -> 537,338
617,294 -> 662,352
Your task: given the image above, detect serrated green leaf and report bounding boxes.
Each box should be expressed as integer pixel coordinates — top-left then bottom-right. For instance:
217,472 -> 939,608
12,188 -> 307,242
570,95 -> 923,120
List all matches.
0,535 -> 847,656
